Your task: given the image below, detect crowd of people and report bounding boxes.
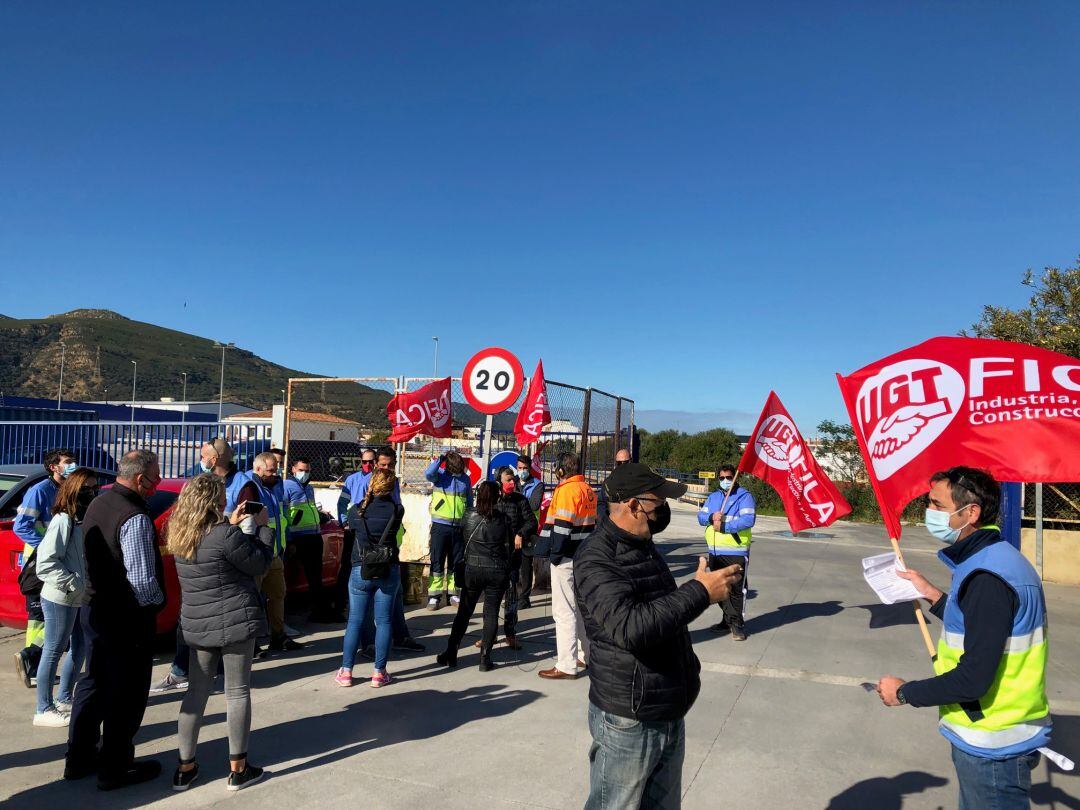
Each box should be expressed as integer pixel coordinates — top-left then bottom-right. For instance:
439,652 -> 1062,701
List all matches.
11,439 -> 1054,808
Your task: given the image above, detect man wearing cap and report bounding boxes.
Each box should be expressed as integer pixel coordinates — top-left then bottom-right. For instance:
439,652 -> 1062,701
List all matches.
595,448 -> 633,525
576,463 -> 742,809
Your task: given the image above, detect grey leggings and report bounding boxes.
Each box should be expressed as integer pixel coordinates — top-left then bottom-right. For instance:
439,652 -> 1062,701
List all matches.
178,638 -> 256,763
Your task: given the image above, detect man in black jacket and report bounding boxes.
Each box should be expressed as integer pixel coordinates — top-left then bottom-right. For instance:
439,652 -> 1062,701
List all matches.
576,464 -> 742,810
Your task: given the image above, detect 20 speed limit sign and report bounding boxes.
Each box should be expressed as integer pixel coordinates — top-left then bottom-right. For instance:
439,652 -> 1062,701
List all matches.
462,347 -> 525,415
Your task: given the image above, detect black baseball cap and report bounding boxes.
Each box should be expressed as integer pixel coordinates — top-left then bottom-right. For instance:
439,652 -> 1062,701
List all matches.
603,463 -> 688,503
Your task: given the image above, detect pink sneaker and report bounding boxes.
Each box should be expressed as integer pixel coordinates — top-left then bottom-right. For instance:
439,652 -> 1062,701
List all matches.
334,668 -> 353,687
370,669 -> 392,688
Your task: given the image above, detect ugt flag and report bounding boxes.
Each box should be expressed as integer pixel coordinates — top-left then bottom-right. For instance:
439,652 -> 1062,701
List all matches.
387,377 -> 453,443
739,391 -> 852,532
514,360 -> 551,448
837,336 -> 1080,539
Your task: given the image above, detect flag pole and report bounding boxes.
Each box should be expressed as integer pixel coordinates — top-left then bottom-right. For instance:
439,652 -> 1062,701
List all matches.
888,535 -> 938,660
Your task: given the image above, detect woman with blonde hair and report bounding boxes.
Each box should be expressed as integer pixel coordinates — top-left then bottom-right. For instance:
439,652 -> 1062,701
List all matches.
33,467 -> 98,726
168,473 -> 273,792
336,468 -> 404,688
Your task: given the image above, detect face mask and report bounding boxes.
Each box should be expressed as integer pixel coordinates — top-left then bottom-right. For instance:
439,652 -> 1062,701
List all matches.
361,461 -> 374,474
718,478 -> 733,492
200,461 -> 214,474
61,462 -> 77,478
502,481 -> 516,495
925,505 -> 972,544
75,487 -> 96,519
262,474 -> 281,488
140,477 -> 159,498
516,469 -> 529,481
644,501 -> 672,535
295,471 -> 310,485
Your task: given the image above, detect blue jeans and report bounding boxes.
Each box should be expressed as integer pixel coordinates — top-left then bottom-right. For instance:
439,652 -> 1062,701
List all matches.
342,566 -> 398,672
951,745 -> 1040,810
361,564 -> 410,647
35,599 -> 85,712
585,701 -> 684,810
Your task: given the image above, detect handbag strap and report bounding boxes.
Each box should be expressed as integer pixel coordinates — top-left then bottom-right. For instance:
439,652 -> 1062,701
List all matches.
360,503 -> 398,549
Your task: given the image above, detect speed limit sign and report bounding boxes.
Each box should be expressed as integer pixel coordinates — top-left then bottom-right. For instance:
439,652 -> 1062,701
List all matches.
462,347 -> 525,415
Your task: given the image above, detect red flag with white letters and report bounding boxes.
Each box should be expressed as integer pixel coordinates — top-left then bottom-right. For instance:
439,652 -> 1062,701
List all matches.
837,336 -> 1080,539
514,360 -> 551,448
386,377 -> 453,443
739,392 -> 852,532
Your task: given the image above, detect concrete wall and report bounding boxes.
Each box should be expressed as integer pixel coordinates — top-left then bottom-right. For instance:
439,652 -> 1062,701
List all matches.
1020,527 -> 1080,585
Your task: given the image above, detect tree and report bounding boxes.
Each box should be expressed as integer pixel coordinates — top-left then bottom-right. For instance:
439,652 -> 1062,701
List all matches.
639,429 -> 682,469
966,259 -> 1080,357
815,419 -> 866,485
366,429 -> 390,446
668,428 -> 743,480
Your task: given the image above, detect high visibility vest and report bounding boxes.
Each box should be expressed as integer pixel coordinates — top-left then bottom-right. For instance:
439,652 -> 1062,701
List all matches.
933,531 -> 1051,758
225,470 -> 251,516
283,479 -> 321,536
430,479 -> 469,525
703,487 -> 755,553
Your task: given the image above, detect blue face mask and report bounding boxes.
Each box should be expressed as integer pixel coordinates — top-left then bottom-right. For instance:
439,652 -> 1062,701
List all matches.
62,462 -> 77,478
925,505 -> 973,544
718,478 -> 733,492
200,461 -> 214,474
517,469 -> 529,481
295,471 -> 310,485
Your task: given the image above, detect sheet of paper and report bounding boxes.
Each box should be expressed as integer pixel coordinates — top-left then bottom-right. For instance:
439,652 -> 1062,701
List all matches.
862,552 -> 923,605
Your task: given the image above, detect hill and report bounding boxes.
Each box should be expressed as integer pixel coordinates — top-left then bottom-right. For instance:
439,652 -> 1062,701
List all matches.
0,310 -> 514,429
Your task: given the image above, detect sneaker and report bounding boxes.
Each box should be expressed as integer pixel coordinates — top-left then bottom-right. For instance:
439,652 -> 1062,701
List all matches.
334,668 -> 353,687
55,700 -> 73,714
33,707 -> 70,727
64,757 -> 97,781
269,635 -> 304,652
709,622 -> 731,635
283,623 -> 301,638
173,764 -> 199,792
226,764 -> 264,792
98,759 -> 162,791
450,595 -> 461,606
149,673 -> 189,694
426,596 -> 440,611
730,627 -> 748,642
392,636 -> 425,652
14,648 -> 33,689
370,670 -> 392,688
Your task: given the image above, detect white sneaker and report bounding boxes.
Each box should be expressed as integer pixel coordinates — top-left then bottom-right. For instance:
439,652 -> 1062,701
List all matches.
284,623 -> 301,638
450,595 -> 461,606
427,597 -> 440,611
33,708 -> 70,727
55,701 -> 72,714
150,673 -> 189,694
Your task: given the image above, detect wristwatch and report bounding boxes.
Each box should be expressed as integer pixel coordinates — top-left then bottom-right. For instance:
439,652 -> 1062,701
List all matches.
896,685 -> 908,705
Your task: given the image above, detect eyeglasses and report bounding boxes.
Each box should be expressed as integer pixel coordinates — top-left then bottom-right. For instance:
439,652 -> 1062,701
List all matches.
718,475 -> 735,481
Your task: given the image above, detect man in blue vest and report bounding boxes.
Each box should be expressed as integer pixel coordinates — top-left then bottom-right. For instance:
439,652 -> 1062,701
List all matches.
282,456 -> 335,622
237,451 -> 302,652
13,447 -> 77,688
876,467 -> 1051,810
697,464 -> 756,640
515,454 -> 545,609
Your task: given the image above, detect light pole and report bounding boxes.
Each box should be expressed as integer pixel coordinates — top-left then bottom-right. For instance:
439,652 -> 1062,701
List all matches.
57,342 -> 66,409
280,389 -> 286,405
432,336 -> 440,378
212,342 -> 235,422
130,360 -> 137,426
181,372 -> 188,427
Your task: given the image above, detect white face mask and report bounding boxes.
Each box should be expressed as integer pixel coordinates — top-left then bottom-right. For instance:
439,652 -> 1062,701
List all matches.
925,504 -> 973,544
718,478 -> 733,492
295,471 -> 310,485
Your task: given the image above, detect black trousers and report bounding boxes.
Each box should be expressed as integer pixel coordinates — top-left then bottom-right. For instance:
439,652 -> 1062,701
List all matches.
518,549 -> 534,602
293,532 -> 326,611
504,550 -> 521,637
67,604 -> 156,775
709,552 -> 749,629
446,565 -> 509,654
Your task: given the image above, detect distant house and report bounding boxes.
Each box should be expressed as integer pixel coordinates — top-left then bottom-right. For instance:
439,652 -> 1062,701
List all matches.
227,409 -> 361,444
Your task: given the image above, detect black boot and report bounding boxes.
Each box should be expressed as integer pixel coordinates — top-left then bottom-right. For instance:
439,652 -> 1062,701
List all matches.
436,647 -> 458,668
478,654 -> 495,672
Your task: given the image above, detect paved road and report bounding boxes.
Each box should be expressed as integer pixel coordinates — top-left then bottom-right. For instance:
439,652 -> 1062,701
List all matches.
1,506 -> 1077,808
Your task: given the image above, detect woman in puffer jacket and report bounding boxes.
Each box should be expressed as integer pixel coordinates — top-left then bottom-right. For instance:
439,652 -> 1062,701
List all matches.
437,480 -> 513,671
168,473 -> 273,793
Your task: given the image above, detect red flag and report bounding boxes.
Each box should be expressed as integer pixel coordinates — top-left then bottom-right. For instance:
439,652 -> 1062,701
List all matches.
386,377 -> 453,443
739,392 -> 852,532
514,360 -> 551,448
531,440 -> 548,481
837,336 -> 1080,539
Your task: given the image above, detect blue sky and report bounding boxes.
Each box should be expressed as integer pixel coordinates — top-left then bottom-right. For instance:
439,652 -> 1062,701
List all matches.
2,2 -> 1078,434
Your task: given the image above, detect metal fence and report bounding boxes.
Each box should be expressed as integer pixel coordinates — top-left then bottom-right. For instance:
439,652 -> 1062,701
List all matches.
0,420 -> 273,478
284,374 -> 635,488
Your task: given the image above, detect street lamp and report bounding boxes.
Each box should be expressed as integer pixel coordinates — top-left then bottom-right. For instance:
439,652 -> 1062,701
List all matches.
181,372 -> 188,427
212,342 -> 235,422
280,389 -> 286,405
57,341 -> 66,410
432,336 -> 440,378
130,360 -> 137,426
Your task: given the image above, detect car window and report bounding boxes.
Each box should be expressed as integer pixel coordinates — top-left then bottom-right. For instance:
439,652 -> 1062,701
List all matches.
146,490 -> 179,520
0,473 -> 29,518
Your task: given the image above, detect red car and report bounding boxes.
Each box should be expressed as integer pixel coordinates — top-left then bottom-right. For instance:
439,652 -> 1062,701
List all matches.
0,470 -> 344,635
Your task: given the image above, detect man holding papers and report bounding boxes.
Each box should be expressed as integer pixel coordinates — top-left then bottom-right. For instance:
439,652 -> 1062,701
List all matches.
875,467 -> 1050,810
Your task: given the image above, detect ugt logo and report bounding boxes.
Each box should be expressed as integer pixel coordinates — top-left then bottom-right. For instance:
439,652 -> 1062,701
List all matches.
754,413 -> 803,471
855,359 -> 964,480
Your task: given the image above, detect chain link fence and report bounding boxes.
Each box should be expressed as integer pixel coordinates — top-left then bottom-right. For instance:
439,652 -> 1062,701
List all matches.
1023,481 -> 1080,529
284,377 -> 397,483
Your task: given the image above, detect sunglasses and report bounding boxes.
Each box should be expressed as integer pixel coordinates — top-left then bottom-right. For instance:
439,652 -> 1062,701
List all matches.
718,475 -> 735,481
